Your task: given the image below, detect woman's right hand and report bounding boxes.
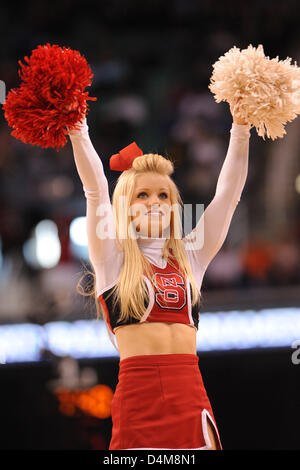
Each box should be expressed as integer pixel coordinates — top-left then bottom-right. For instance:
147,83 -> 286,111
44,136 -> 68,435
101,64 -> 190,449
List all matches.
66,114 -> 88,135
62,97 -> 79,113
230,99 -> 248,125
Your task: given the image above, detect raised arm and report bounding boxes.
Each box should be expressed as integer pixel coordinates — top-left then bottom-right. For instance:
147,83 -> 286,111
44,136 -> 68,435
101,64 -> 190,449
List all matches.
68,118 -> 121,266
183,119 -> 251,273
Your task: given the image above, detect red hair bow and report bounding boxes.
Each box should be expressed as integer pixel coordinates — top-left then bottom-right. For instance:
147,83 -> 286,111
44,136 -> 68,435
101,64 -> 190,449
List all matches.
109,142 -> 143,171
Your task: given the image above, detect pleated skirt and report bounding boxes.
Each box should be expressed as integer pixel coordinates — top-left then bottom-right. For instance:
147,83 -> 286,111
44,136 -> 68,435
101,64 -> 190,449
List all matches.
109,353 -> 222,450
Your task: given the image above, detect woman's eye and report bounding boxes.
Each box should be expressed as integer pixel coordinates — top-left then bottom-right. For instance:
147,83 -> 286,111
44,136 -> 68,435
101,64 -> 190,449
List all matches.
137,192 -> 168,198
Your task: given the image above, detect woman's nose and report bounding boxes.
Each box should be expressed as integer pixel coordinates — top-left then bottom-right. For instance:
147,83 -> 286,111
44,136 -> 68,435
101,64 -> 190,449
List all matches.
148,194 -> 160,205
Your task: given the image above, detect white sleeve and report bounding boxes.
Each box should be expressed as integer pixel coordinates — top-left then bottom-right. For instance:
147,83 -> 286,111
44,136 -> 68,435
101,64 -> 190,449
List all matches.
68,119 -> 124,296
183,123 -> 251,289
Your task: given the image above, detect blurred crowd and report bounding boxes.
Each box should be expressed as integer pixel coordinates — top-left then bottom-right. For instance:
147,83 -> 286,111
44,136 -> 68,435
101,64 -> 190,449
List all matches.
0,0 -> 299,324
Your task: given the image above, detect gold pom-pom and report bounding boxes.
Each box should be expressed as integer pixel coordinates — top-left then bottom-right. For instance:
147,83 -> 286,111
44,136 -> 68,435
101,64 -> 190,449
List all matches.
209,44 -> 300,140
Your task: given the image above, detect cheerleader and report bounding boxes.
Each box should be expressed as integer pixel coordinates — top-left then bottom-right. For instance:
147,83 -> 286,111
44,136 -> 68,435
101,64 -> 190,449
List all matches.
7,43 -> 297,451
67,102 -> 249,450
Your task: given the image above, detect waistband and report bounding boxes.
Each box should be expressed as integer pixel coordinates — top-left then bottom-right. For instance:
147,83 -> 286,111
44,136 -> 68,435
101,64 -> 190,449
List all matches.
119,353 -> 199,370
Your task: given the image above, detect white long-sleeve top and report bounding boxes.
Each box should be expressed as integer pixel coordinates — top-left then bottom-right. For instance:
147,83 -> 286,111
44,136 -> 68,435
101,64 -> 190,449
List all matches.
68,120 -> 251,299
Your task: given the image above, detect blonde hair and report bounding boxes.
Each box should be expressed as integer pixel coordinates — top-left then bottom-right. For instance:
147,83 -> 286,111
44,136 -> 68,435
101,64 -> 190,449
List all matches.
77,153 -> 201,351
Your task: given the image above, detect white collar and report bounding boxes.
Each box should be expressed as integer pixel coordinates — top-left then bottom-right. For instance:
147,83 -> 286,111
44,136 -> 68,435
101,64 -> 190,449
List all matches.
137,236 -> 167,268
137,236 -> 167,250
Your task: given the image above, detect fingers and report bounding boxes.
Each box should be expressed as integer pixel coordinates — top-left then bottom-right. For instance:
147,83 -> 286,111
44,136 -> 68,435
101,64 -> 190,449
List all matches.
230,99 -> 248,125
62,98 -> 79,113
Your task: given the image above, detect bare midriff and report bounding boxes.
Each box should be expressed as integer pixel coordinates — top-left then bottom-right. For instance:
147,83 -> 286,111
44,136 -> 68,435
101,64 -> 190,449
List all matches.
114,321 -> 197,361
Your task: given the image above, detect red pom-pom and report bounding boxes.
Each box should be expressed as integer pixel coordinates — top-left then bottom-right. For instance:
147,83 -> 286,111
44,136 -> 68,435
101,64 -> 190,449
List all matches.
3,44 -> 97,150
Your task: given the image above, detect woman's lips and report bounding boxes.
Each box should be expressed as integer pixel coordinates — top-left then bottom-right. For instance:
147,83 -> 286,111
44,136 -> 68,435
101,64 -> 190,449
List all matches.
147,211 -> 163,216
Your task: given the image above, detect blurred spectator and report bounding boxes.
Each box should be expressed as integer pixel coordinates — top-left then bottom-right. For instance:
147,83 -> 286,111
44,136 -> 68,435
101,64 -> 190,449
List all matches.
204,244 -> 244,289
101,93 -> 148,126
241,237 -> 274,286
268,233 -> 300,286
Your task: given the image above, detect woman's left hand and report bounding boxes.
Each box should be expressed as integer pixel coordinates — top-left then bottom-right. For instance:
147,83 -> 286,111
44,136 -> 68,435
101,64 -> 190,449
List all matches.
230,100 -> 248,125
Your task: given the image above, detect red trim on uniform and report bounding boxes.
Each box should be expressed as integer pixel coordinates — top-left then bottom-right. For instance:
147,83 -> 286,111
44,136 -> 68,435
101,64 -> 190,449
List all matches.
98,294 -> 114,334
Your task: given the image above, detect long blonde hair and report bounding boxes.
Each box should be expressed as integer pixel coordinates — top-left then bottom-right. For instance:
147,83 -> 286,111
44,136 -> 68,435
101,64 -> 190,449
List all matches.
77,153 -> 201,351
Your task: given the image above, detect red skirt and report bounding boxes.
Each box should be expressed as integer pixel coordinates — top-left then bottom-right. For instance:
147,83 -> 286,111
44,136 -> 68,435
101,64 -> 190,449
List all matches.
109,353 -> 222,450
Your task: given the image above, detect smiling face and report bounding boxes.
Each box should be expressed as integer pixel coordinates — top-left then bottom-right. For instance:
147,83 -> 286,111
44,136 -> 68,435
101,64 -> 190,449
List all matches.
130,172 -> 172,238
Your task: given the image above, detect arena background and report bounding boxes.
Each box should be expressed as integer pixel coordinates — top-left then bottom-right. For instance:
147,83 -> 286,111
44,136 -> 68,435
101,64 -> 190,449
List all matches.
0,0 -> 299,450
